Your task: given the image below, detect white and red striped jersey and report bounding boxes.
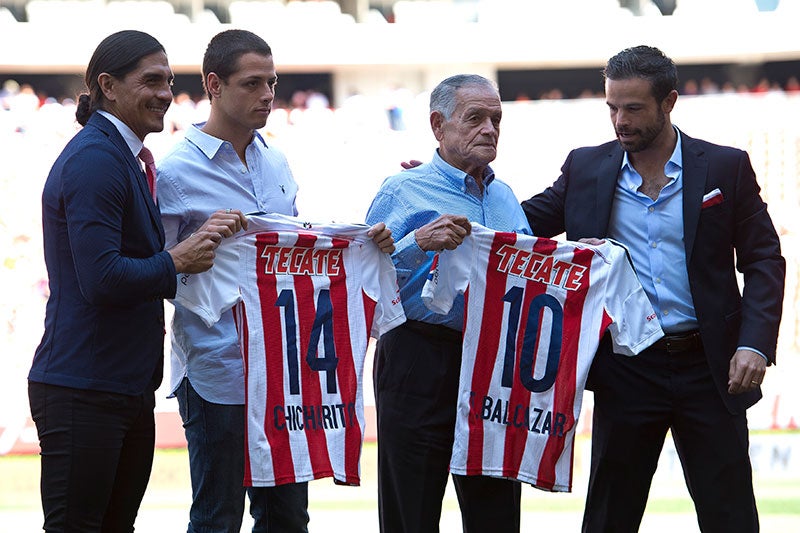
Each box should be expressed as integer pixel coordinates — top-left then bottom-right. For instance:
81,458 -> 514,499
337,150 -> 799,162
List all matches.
177,213 -> 406,487
421,223 -> 662,492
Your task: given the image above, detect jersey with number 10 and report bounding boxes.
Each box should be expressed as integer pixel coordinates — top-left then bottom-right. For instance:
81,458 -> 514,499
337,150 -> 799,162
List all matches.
422,223 -> 662,492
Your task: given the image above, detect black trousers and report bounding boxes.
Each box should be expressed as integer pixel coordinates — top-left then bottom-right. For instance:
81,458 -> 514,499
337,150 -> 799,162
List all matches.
374,321 -> 521,533
582,342 -> 758,533
28,381 -> 157,532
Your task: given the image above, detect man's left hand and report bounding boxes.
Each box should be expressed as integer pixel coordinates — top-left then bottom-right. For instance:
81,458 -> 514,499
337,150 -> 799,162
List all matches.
727,349 -> 767,395
368,222 -> 395,254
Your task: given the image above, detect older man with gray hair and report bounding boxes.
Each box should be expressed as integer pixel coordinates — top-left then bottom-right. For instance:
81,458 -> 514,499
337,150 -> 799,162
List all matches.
365,74 -> 529,533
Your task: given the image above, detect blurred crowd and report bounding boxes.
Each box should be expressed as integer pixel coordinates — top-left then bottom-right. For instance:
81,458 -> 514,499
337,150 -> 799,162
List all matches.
1,76 -> 799,433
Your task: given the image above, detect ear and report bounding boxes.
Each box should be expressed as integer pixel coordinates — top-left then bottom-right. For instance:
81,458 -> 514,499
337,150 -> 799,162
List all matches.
662,89 -> 678,113
430,111 -> 445,141
206,72 -> 223,100
98,72 -> 116,102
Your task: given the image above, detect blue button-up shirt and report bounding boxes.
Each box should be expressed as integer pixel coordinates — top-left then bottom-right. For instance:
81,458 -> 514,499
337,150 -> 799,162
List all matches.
607,129 -> 698,334
157,124 -> 298,404
365,150 -> 531,331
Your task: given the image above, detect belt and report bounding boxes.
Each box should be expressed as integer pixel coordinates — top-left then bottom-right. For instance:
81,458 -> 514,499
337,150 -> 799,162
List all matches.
402,320 -> 462,343
651,330 -> 703,353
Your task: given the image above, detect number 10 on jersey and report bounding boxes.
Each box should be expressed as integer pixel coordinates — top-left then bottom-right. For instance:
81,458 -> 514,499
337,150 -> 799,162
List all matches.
501,288 -> 564,393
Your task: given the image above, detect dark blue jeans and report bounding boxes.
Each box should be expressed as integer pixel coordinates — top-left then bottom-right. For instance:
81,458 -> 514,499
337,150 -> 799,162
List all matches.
176,378 -> 309,533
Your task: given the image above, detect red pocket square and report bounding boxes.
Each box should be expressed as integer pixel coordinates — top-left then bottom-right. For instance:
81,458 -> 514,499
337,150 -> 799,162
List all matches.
701,189 -> 724,208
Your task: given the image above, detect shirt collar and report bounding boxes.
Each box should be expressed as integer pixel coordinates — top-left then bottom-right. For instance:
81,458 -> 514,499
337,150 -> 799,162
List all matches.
620,126 -> 683,174
185,122 -> 270,160
97,110 -> 143,158
431,149 -> 496,189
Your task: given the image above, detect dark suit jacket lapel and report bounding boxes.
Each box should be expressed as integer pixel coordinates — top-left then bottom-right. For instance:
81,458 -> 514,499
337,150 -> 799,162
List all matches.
596,143 -> 624,236
680,132 -> 708,264
89,113 -> 166,246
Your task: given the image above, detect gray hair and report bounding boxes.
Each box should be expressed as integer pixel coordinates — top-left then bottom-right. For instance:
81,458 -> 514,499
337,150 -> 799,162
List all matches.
430,74 -> 498,119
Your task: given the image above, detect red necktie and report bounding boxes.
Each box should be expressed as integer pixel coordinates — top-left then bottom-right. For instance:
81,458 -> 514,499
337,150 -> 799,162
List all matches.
138,146 -> 157,203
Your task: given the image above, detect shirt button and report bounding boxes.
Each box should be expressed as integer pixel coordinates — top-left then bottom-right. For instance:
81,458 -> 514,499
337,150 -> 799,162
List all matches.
241,168 -> 247,174
648,207 -> 655,213
655,277 -> 661,284
663,310 -> 670,316
651,242 -> 657,248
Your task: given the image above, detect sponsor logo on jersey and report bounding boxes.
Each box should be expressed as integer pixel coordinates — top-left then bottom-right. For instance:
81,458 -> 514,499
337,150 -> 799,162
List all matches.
494,244 -> 587,291
260,245 -> 343,276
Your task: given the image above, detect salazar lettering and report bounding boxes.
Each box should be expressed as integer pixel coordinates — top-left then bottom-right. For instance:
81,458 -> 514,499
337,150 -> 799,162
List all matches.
475,393 -> 568,438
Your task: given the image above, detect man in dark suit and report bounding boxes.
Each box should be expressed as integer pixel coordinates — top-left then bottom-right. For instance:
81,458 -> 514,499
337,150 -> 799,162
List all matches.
521,45 -> 785,532
27,30 -> 244,531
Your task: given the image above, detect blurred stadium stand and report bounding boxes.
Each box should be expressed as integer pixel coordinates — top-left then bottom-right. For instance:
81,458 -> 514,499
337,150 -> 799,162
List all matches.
1,0 -> 799,106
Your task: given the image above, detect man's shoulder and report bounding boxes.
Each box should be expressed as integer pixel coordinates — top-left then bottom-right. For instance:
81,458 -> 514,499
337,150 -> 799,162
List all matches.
59,121 -> 126,169
572,139 -> 619,156
380,162 -> 434,189
158,135 -> 201,169
680,132 -> 745,158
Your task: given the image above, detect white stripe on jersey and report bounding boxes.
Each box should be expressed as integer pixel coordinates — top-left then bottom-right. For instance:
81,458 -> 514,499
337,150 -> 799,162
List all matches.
422,223 -> 662,492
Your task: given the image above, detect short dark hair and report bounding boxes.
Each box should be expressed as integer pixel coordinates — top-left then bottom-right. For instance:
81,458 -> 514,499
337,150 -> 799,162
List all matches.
76,30 -> 166,125
202,29 -> 273,101
430,74 -> 498,119
603,45 -> 678,102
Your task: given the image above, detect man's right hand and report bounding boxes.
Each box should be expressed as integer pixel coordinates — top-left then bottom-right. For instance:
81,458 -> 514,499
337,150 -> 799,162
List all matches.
168,209 -> 248,273
414,214 -> 471,252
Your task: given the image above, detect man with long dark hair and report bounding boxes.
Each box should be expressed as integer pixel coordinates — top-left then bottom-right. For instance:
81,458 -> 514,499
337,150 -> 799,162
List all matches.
28,30 -> 241,531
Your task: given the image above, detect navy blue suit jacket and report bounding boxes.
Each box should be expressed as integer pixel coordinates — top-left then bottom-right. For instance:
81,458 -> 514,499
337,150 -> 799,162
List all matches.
521,131 -> 785,413
30,112 -> 178,395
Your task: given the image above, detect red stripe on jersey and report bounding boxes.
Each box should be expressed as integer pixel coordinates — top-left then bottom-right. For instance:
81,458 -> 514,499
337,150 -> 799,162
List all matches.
535,245 -> 593,489
466,231 -> 518,474
255,232 -> 296,485
501,237 -> 555,480
293,232 -> 335,480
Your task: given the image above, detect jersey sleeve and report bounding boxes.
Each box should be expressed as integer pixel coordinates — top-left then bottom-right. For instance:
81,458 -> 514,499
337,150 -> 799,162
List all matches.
602,244 -> 664,356
370,249 -> 407,338
172,238 -> 243,327
421,233 -> 475,314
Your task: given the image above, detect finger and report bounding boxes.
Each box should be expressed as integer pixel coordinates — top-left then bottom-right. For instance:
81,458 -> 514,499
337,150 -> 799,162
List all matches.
367,222 -> 386,237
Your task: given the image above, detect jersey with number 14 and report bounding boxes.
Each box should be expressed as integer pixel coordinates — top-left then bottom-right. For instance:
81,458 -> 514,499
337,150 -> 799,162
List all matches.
237,214 -> 406,487
422,223 -> 662,492
176,213 -> 405,487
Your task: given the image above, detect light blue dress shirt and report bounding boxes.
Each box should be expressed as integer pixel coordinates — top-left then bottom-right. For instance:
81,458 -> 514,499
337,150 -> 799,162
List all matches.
365,150 -> 531,331
606,129 -> 767,360
606,130 -> 698,334
157,124 -> 298,404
